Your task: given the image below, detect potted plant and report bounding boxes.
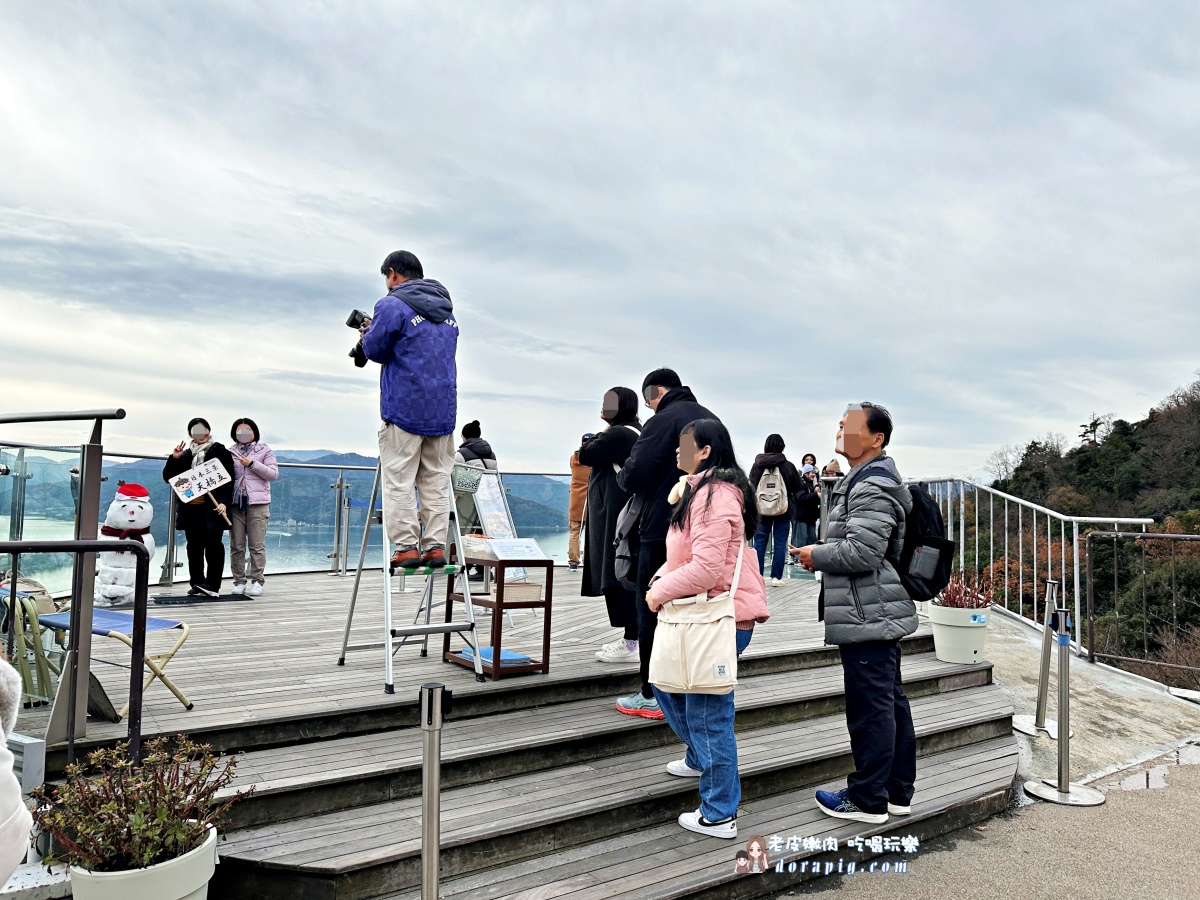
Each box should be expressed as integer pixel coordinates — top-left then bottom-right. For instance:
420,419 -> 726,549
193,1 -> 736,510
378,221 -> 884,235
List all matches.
30,737 -> 247,900
929,575 -> 993,665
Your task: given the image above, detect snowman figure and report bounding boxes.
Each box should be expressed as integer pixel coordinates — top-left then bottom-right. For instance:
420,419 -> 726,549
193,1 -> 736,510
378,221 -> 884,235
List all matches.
95,483 -> 156,608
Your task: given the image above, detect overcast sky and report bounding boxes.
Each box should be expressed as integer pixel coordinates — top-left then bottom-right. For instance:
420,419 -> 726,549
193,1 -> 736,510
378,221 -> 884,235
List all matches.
2,2 -> 1198,478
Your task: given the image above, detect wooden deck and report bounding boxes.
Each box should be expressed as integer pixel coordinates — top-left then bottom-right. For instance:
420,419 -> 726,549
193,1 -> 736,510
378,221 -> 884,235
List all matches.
21,568 -> 860,754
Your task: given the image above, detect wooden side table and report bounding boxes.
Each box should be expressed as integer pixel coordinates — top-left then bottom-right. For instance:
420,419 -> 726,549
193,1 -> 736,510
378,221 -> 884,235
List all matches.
442,557 -> 553,680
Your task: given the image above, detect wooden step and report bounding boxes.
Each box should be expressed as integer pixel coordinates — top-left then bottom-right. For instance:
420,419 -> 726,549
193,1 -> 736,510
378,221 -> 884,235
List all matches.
379,736 -> 1018,900
223,652 -> 991,829
213,684 -> 1013,899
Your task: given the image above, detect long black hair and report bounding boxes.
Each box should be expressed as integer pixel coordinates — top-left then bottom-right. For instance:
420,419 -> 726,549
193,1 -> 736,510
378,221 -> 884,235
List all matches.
669,418 -> 758,541
603,386 -> 642,429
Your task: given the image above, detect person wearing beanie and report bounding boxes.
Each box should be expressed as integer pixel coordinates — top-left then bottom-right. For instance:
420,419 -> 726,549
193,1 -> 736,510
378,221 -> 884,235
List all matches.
162,417 -> 235,597
454,421 -> 498,471
791,458 -> 822,551
613,368 -> 718,719
567,433 -> 592,571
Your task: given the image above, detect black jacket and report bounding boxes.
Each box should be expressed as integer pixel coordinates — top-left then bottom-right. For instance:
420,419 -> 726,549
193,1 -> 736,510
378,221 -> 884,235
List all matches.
793,471 -> 822,524
748,452 -> 803,523
617,386 -> 717,543
162,443 -> 236,531
578,422 -> 641,596
457,438 -> 496,465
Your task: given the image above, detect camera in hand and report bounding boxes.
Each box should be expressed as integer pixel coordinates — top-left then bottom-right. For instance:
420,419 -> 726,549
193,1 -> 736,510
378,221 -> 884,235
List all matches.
347,309 -> 370,368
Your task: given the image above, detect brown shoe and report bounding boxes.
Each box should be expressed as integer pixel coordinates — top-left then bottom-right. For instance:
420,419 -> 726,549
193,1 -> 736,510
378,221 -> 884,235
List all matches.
419,547 -> 447,568
390,548 -> 420,569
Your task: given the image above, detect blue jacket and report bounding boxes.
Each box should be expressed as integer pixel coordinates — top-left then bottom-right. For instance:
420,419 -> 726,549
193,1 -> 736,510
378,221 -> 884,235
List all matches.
361,279 -> 459,436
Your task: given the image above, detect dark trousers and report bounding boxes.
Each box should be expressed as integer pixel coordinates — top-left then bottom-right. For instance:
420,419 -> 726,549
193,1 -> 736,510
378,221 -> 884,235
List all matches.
603,586 -> 639,639
183,521 -> 226,591
635,539 -> 668,699
754,516 -> 792,580
838,640 -> 917,814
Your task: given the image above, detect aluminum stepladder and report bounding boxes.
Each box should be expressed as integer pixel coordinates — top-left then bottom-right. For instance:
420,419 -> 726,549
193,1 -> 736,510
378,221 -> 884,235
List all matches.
338,462 -> 486,688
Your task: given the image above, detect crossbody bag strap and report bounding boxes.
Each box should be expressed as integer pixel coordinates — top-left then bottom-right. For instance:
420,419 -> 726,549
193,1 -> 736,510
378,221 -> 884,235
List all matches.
727,536 -> 746,602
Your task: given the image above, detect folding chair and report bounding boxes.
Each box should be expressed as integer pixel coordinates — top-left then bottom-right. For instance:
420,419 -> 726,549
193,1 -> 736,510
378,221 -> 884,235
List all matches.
39,609 -> 193,718
1,591 -> 56,706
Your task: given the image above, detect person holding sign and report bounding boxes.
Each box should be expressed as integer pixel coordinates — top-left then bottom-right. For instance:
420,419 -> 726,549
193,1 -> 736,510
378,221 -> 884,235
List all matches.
162,417 -> 235,597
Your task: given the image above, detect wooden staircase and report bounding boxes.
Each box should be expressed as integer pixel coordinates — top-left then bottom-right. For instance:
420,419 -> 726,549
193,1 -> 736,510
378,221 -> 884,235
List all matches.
211,633 -> 1017,899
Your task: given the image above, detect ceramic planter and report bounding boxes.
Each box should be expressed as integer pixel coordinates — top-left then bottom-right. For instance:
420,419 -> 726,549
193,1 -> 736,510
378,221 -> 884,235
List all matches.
928,603 -> 988,665
69,824 -> 217,900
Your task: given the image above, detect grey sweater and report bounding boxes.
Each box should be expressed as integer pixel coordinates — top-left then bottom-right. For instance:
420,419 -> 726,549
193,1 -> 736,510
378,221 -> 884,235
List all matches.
810,453 -> 917,645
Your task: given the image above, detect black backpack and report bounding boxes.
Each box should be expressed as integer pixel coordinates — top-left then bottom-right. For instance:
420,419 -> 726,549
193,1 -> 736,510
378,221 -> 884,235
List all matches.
841,464 -> 955,603
612,494 -> 644,592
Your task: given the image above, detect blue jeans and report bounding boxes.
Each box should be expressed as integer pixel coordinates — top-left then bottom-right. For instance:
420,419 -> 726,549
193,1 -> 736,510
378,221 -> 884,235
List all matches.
791,520 -> 818,549
654,627 -> 754,822
754,516 -> 791,580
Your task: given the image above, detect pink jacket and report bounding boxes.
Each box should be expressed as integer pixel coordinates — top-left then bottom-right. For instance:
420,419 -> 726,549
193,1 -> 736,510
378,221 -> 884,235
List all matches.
231,442 -> 279,506
649,475 -> 770,628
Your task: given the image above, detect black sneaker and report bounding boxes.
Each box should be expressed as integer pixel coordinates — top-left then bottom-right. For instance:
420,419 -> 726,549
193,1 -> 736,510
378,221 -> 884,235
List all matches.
197,585 -> 220,598
186,586 -> 204,596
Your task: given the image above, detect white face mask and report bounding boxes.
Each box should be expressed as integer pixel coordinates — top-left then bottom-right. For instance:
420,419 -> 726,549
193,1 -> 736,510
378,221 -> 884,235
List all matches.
236,430 -> 254,444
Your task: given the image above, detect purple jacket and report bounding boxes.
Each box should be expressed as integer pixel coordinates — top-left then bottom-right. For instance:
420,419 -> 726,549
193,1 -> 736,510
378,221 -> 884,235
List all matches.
231,442 -> 279,506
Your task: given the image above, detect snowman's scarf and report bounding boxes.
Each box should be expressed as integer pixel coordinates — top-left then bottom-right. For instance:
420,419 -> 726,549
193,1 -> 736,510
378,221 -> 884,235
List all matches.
100,525 -> 150,542
189,438 -> 213,466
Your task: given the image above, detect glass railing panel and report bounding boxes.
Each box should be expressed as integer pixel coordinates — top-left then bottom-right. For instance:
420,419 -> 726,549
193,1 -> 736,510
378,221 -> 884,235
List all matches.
499,473 -> 573,564
0,444 -> 83,594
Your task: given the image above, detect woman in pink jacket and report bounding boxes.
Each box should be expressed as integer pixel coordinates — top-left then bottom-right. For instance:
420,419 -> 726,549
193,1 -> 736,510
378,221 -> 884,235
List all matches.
646,418 -> 769,840
229,417 -> 279,596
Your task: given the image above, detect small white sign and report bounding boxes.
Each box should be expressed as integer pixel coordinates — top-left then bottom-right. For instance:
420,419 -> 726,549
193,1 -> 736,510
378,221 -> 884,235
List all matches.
168,459 -> 231,503
488,539 -> 547,560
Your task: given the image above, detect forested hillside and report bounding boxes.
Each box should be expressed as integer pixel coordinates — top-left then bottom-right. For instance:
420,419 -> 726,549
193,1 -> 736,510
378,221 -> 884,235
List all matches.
990,376 -> 1200,525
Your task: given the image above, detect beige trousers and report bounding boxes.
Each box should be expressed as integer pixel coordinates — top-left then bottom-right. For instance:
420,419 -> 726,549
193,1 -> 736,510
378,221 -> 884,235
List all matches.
568,520 -> 583,566
379,423 -> 455,551
230,503 -> 270,584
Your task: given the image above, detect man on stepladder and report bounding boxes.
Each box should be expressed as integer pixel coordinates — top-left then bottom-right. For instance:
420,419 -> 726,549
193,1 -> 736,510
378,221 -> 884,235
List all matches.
357,250 -> 459,569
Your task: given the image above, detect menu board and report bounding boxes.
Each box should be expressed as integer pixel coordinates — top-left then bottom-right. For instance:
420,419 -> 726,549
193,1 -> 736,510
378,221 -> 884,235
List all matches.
467,473 -> 526,581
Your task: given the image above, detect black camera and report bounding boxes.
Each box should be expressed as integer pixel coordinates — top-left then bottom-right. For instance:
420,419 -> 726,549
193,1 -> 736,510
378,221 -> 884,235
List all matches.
347,309 -> 370,367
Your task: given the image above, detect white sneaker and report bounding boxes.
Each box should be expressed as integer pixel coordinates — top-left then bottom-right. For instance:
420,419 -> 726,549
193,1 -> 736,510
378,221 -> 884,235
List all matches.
231,583 -> 246,595
678,809 -> 737,839
771,578 -> 784,586
888,802 -> 911,816
667,759 -> 703,778
596,640 -> 638,663
248,582 -> 263,597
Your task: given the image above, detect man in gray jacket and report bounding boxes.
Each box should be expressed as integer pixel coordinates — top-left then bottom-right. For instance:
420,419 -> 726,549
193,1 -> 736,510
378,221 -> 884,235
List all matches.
792,402 -> 916,824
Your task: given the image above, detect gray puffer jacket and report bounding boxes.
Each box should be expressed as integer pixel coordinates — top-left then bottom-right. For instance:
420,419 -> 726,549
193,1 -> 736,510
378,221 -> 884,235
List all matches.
810,453 -> 916,646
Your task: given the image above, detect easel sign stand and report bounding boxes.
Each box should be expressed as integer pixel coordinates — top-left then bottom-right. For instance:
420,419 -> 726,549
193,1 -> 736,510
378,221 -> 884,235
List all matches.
339,463 -> 486,688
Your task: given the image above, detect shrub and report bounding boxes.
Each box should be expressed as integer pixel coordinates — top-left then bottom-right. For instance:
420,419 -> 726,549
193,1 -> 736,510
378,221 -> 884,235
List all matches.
935,574 -> 994,610
31,737 -> 248,873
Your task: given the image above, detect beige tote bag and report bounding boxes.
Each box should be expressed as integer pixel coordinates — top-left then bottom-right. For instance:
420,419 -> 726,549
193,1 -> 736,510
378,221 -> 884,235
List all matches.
648,539 -> 745,695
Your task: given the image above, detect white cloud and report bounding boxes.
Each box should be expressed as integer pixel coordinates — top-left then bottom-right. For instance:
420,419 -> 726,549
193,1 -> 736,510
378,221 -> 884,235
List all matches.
2,1 -> 1198,480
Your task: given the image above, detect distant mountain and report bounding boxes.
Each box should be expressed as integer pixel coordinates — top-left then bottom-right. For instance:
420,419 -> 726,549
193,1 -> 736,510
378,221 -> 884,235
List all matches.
275,450 -> 339,462
298,453 -> 379,468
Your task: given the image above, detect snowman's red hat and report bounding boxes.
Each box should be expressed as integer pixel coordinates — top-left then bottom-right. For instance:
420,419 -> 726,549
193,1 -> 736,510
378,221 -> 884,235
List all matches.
115,483 -> 151,503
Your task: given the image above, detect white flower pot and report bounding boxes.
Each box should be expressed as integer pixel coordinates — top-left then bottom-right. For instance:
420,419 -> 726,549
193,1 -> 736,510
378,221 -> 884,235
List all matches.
929,604 -> 988,665
69,824 -> 217,900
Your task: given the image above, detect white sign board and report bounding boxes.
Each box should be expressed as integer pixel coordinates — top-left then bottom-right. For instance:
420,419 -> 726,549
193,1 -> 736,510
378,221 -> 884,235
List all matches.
168,459 -> 231,504
489,539 -> 548,561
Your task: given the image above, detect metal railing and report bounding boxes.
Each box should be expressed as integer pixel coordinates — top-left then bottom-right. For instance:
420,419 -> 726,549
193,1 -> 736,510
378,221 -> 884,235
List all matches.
817,473 -> 1154,650
1085,531 -> 1200,687
3,539 -> 152,763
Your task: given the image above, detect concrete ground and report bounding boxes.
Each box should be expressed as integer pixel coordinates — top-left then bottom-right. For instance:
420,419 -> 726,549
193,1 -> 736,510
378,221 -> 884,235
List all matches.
774,746 -> 1200,900
771,609 -> 1200,900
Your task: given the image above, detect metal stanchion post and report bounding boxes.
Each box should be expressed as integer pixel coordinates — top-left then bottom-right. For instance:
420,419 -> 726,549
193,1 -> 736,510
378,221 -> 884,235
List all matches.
1013,579 -> 1066,739
420,683 -> 452,900
1023,599 -> 1105,807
